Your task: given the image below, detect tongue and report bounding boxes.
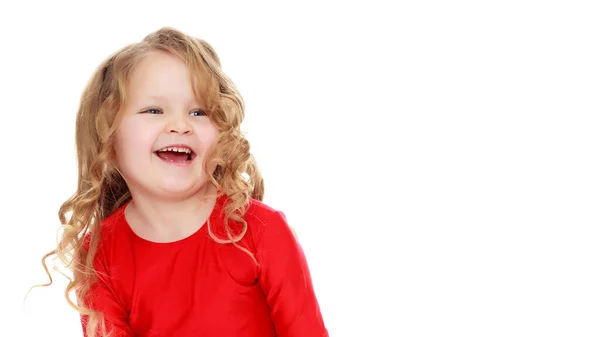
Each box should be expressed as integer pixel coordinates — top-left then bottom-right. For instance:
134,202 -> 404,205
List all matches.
157,151 -> 189,162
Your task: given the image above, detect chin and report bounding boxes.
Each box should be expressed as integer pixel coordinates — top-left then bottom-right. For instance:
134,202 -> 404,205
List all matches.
156,178 -> 209,197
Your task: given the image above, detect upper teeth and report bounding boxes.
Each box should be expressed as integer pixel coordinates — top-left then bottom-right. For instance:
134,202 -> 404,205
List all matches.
158,147 -> 191,153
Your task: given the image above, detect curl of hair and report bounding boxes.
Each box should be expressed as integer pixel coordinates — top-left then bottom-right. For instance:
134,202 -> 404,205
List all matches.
28,27 -> 264,337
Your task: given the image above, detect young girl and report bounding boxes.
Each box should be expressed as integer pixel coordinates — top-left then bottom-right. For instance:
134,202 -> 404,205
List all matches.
36,27 -> 328,337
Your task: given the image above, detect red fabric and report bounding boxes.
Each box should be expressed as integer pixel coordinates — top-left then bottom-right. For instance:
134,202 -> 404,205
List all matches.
80,194 -> 328,337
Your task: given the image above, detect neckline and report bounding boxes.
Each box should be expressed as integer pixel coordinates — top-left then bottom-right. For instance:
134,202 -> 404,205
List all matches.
118,193 -> 226,246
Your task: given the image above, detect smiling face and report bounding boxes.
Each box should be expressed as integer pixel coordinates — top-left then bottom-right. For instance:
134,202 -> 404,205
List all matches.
114,49 -> 220,200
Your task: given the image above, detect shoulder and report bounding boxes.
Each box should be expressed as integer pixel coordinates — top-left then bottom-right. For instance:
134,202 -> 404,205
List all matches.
243,198 -> 297,248
99,205 -> 128,243
82,204 -> 129,259
242,199 -> 306,274
246,198 -> 282,219
211,196 -> 292,249
245,198 -> 289,233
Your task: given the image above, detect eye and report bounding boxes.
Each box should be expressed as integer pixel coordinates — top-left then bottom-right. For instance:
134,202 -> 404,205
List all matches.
190,109 -> 207,117
143,108 -> 162,114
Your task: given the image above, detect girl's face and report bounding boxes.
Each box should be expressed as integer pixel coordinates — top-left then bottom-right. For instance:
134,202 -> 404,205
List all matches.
114,50 -> 219,200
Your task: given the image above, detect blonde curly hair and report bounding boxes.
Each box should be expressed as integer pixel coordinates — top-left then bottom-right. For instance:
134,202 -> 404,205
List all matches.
29,27 -> 264,337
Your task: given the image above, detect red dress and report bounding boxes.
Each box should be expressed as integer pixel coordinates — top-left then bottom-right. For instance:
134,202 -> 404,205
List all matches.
80,194 -> 328,337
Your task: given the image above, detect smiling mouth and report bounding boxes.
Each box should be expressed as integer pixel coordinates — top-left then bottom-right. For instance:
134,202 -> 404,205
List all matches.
154,147 -> 196,162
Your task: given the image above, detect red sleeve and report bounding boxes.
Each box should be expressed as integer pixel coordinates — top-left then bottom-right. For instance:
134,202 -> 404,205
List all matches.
80,235 -> 134,337
257,211 -> 328,337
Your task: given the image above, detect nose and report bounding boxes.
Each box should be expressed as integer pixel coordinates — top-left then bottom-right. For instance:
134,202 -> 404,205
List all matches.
165,115 -> 193,135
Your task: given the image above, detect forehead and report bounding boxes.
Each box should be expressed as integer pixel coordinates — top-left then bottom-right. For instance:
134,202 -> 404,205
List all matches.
127,50 -> 195,101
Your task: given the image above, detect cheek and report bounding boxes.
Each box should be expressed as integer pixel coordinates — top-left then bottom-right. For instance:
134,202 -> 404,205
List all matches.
115,119 -> 156,158
195,123 -> 220,154
195,125 -> 220,171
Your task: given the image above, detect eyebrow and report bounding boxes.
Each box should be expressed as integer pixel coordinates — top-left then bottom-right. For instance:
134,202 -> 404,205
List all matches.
137,95 -> 207,111
146,95 -> 169,101
143,95 -> 204,105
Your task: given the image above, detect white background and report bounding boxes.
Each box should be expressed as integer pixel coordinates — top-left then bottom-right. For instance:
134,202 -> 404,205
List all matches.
1,1 -> 599,336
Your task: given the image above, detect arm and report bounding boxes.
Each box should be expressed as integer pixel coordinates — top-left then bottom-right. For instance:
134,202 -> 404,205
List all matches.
80,238 -> 134,337
257,211 -> 328,337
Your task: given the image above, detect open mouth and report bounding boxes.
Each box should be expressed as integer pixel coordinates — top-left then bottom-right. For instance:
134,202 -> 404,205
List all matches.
154,146 -> 196,163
